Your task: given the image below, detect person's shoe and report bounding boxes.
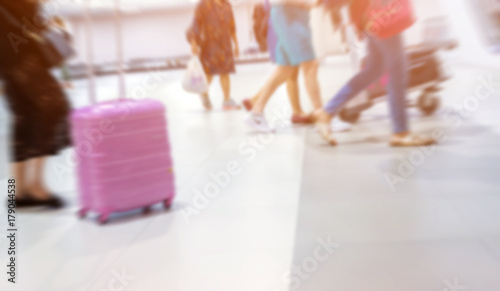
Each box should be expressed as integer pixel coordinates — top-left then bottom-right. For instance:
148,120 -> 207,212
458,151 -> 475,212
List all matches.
45,195 -> 65,208
331,117 -> 352,132
315,122 -> 337,146
390,134 -> 436,147
291,114 -> 313,124
14,193 -> 65,209
200,95 -> 212,111
242,99 -> 253,111
13,195 -> 39,208
245,113 -> 275,133
222,99 -> 242,111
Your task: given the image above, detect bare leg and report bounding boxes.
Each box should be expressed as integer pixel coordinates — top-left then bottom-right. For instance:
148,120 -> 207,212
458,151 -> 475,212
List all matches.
248,68 -> 303,117
317,110 -> 334,123
26,157 -> 52,200
201,74 -> 213,110
250,69 -> 300,109
301,60 -> 322,111
219,74 -> 231,102
252,66 -> 296,114
202,74 -> 213,96
315,110 -> 337,145
243,87 -> 263,112
250,88 -> 262,105
241,89 -> 260,112
286,67 -> 305,116
11,161 -> 27,198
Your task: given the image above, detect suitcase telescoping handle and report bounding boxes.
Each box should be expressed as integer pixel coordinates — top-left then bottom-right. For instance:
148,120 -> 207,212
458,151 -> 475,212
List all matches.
83,0 -> 127,104
113,0 -> 126,99
83,0 -> 96,104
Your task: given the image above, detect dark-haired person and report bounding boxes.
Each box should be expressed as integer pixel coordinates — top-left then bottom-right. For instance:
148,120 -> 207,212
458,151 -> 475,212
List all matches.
0,0 -> 70,208
315,0 -> 435,146
188,0 -> 241,111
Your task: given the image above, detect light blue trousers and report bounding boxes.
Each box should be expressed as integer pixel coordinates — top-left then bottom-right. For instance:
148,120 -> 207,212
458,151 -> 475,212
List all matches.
324,34 -> 409,134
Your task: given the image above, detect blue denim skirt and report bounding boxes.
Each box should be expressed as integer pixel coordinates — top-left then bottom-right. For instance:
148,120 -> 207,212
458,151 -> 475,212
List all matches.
269,5 -> 316,66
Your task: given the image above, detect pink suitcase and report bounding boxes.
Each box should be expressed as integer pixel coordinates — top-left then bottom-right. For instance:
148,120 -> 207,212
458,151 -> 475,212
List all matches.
73,0 -> 175,224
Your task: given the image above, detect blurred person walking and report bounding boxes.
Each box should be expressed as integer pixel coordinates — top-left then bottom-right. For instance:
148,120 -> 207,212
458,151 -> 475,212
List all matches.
244,0 -> 323,132
244,68 -> 313,124
245,0 -> 313,124
187,0 -> 241,111
0,0 -> 70,208
244,0 -> 349,125
315,0 -> 435,146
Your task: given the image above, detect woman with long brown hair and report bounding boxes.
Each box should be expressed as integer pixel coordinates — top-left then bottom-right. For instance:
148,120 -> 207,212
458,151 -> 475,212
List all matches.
0,0 -> 70,208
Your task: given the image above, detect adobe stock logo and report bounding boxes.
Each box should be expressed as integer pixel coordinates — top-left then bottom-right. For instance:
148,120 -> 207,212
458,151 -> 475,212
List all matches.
384,74 -> 500,191
365,0 -> 406,37
100,268 -> 134,291
273,236 -> 340,291
7,0 -> 65,53
442,277 -> 467,291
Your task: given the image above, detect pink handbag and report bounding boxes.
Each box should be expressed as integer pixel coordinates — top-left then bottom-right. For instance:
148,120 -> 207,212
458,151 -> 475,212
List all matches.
365,0 -> 416,39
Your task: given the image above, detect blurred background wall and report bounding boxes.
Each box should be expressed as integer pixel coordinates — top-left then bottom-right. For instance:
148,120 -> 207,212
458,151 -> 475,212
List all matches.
60,0 -> 450,63
440,0 -> 500,66
56,0 -> 500,68
62,1 -> 254,65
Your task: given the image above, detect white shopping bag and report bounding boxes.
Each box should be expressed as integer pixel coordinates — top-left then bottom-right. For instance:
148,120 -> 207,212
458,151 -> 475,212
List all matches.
182,57 -> 209,94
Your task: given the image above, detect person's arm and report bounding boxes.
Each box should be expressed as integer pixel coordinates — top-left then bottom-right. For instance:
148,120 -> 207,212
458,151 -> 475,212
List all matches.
281,0 -> 315,10
187,28 -> 200,55
231,32 -> 239,58
229,7 -> 239,58
348,0 -> 367,41
188,2 -> 204,55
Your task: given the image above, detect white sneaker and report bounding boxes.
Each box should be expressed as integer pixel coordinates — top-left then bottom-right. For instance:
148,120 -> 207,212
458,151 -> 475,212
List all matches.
222,99 -> 241,111
244,113 -> 275,133
331,117 -> 352,132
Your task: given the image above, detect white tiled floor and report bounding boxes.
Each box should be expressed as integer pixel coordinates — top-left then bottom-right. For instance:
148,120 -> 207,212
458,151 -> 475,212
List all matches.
0,58 -> 499,291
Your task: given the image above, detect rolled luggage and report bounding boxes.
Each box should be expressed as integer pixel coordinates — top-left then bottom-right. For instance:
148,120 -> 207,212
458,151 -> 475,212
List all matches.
71,0 -> 175,224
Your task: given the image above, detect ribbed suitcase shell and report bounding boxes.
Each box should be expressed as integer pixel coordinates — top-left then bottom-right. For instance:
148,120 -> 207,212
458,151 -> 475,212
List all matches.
71,99 -> 175,223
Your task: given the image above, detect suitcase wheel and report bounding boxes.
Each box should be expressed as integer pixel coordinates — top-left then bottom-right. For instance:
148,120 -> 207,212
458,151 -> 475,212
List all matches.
98,213 -> 110,225
78,209 -> 88,219
143,206 -> 152,214
163,198 -> 174,209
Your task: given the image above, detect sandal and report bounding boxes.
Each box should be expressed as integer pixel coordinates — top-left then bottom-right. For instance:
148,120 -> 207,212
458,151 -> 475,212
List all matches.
222,99 -> 241,111
390,134 -> 436,147
315,122 -> 337,146
291,114 -> 313,124
14,193 -> 64,209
